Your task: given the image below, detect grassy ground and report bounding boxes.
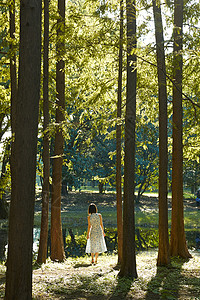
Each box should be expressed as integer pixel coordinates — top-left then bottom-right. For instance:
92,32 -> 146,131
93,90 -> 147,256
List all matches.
32,251 -> 200,299
1,251 -> 200,299
34,191 -> 199,232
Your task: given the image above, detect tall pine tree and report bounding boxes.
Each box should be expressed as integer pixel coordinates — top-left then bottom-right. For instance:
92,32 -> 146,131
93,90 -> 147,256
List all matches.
50,0 -> 66,262
119,0 -> 137,278
116,0 -> 123,265
37,0 -> 50,264
153,0 -> 170,266
170,0 -> 191,259
5,0 -> 42,297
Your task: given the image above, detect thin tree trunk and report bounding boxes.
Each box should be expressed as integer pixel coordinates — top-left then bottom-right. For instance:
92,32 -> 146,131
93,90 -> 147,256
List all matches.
119,0 -> 137,278
136,179 -> 146,204
50,0 -> 66,262
5,0 -> 42,298
170,0 -> 191,258
37,0 -> 50,264
152,0 -> 170,266
116,0 -> 123,265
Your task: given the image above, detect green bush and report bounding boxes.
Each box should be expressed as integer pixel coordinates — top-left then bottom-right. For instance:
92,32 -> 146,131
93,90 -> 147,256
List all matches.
64,227 -> 160,257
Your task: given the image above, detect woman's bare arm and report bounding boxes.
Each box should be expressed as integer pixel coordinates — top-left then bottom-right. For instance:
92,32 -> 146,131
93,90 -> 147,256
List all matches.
99,214 -> 105,236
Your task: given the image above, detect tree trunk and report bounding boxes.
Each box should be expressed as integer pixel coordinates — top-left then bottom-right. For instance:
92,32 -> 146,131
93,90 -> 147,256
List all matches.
98,181 -> 104,193
136,185 -> 143,204
136,176 -> 147,204
170,0 -> 191,258
50,0 -> 66,262
116,0 -> 123,265
119,0 -> 137,278
153,0 -> 170,266
5,0 -> 42,298
37,0 -> 50,264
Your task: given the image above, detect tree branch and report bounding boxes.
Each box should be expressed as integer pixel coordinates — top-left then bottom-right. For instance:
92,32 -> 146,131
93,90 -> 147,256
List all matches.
136,54 -> 200,110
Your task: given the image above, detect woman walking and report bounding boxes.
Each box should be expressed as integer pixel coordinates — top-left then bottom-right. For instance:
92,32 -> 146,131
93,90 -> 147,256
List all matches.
86,203 -> 107,264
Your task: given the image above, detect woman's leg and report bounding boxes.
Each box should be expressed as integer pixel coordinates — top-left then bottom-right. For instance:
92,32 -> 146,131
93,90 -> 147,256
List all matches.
94,253 -> 98,263
91,253 -> 94,263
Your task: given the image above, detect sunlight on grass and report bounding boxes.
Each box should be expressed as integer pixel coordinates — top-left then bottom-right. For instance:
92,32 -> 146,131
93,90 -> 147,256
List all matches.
34,202 -> 200,236
135,210 -> 159,226
184,211 -> 200,228
182,251 -> 200,271
0,252 -> 200,299
31,251 -> 200,299
0,264 -> 6,298
137,190 -> 194,199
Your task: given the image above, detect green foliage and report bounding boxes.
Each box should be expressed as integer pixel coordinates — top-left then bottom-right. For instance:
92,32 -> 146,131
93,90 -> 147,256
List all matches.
65,229 -> 119,257
65,232 -> 87,257
60,110 -> 117,190
0,140 -> 11,206
0,0 -> 200,196
135,119 -> 159,200
183,160 -> 199,193
64,227 -> 159,258
135,228 -> 159,250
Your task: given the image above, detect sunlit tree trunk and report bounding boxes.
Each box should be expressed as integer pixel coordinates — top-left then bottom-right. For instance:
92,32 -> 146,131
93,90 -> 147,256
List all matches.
50,0 -> 66,262
153,0 -> 170,266
119,0 -> 137,278
116,0 -> 123,265
37,0 -> 50,264
5,0 -> 42,298
170,0 -> 191,258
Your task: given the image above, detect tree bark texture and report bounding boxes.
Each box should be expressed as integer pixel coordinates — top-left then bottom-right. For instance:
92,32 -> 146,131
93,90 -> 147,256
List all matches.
37,0 -> 50,264
120,0 -> 137,278
50,0 -> 65,262
5,0 -> 42,298
170,0 -> 191,258
116,0 -> 123,265
152,0 -> 170,266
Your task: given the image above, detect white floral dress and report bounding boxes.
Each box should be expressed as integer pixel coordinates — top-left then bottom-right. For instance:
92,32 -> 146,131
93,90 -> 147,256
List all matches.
85,213 -> 107,254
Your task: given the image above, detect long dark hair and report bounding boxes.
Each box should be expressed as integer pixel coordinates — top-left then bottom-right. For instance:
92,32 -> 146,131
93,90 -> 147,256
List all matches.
88,203 -> 97,214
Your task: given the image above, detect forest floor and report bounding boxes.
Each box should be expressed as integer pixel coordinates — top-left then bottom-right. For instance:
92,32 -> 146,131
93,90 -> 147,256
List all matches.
30,251 -> 200,300
34,192 -> 200,299
31,251 -> 200,300
1,192 -> 199,299
1,250 -> 200,299
35,192 -> 200,299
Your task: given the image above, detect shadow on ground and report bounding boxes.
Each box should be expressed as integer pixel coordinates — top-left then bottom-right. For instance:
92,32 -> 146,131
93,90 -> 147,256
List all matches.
145,257 -> 200,300
73,263 -> 91,268
108,275 -> 133,300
